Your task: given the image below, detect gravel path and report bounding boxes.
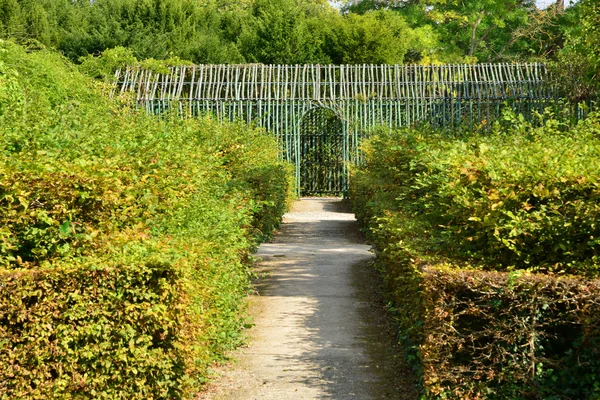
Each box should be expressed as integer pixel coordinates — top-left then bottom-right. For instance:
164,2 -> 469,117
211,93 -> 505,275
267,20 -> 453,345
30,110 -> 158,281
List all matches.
199,198 -> 418,400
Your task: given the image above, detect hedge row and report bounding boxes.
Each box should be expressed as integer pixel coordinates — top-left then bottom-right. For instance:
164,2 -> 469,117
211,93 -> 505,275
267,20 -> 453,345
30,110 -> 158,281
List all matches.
0,40 -> 293,399
351,113 -> 600,398
422,268 -> 600,399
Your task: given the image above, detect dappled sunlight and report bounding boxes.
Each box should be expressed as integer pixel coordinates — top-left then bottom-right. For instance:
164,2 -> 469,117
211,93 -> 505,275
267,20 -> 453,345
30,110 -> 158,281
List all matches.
204,197 -> 417,399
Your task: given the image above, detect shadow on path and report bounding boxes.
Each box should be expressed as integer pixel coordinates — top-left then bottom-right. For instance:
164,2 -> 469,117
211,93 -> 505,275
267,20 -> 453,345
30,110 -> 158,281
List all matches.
200,198 -> 418,400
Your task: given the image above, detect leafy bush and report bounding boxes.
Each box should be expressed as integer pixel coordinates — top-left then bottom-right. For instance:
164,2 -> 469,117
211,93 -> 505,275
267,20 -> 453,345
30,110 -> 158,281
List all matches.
351,113 -> 600,398
355,113 -> 600,276
0,40 -> 293,398
0,259 -> 187,398
421,268 -> 600,399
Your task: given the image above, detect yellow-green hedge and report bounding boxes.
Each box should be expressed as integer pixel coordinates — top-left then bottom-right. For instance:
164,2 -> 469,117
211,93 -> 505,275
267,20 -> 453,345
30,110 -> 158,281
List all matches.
0,40 -> 293,398
351,116 -> 600,398
0,259 -> 186,398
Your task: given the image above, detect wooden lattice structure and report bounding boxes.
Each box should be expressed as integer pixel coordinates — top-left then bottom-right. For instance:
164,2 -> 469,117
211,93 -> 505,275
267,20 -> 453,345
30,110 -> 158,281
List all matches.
115,63 -> 552,195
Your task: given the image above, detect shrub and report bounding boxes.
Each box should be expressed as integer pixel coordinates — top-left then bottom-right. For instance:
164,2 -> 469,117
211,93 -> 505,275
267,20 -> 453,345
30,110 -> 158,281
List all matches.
0,258 -> 187,399
421,268 -> 600,399
0,40 -> 293,398
355,113 -> 600,276
351,113 -> 600,398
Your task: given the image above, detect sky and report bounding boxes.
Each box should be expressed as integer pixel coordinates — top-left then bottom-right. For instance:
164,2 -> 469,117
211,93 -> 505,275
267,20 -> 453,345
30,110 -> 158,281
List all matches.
537,0 -> 577,8
330,1 -> 579,10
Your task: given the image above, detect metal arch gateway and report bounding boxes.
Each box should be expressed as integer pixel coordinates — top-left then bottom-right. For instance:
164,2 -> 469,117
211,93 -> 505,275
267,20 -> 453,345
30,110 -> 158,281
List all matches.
298,107 -> 345,194
115,63 -> 552,195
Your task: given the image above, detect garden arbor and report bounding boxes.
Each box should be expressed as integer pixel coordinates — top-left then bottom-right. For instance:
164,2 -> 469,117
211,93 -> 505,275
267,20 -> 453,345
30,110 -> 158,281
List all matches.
116,63 -> 550,195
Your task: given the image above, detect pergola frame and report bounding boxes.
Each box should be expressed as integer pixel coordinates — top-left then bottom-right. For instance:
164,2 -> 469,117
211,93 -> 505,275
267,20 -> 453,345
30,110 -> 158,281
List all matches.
115,63 -> 552,195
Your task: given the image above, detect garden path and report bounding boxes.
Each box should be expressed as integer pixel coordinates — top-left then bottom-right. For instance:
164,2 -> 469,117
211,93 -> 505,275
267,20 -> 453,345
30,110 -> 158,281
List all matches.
199,198 -> 417,399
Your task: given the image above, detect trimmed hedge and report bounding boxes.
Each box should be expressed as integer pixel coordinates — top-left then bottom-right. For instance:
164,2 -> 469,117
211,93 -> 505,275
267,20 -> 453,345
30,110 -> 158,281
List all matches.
0,40 -> 293,398
421,268 -> 600,399
0,259 -> 186,398
351,113 -> 600,398
355,113 -> 600,276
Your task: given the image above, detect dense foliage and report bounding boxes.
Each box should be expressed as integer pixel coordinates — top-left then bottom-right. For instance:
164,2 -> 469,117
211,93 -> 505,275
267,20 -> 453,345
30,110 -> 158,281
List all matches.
351,114 -> 600,398
344,0 -> 597,62
0,0 -> 430,64
420,269 -> 600,399
0,0 -> 598,397
0,40 -> 293,398
550,0 -> 600,100
358,114 -> 600,275
0,0 -> 596,66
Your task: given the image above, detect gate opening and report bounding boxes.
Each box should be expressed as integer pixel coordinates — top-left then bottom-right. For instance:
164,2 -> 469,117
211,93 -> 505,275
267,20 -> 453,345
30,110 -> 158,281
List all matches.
298,107 -> 345,196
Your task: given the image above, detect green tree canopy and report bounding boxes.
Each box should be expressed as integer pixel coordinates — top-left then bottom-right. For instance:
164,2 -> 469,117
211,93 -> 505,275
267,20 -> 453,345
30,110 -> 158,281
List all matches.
239,0 -> 331,64
340,0 -> 573,62
0,0 -> 590,66
328,10 -> 413,64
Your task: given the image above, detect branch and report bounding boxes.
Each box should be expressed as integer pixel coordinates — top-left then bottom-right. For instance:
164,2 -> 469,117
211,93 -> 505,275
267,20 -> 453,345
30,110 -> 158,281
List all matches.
468,13 -> 484,57
470,19 -> 496,58
489,8 -> 560,61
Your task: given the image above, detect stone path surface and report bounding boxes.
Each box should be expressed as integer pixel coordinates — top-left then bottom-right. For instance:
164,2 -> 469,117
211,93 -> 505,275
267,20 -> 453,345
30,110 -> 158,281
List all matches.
199,198 -> 417,400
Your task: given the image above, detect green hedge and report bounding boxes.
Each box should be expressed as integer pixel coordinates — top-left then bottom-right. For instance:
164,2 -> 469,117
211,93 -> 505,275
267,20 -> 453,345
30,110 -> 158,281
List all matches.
351,113 -> 600,398
0,40 -> 293,398
0,259 -> 186,398
355,112 -> 600,275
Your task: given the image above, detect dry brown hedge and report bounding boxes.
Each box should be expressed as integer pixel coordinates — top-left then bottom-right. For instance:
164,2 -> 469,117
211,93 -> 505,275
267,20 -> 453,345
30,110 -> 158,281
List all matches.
420,267 -> 600,399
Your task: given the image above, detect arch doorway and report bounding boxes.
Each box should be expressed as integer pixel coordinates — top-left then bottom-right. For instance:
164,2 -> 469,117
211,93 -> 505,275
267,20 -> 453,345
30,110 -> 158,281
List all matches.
298,107 -> 345,195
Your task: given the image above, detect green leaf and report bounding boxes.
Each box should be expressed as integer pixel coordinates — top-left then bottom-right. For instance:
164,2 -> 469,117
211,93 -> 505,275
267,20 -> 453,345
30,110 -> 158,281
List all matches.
60,220 -> 71,236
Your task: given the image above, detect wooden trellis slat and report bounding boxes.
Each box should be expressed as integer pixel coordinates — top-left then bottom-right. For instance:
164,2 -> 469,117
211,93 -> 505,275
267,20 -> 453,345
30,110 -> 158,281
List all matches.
119,63 -> 550,104
114,63 -> 580,195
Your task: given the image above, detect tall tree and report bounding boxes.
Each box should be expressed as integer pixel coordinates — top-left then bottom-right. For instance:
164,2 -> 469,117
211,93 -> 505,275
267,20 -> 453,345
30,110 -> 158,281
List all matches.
239,0 -> 331,64
328,10 -> 413,64
549,0 -> 599,100
341,0 -> 542,62
0,0 -> 22,39
580,0 -> 599,66
424,0 -> 536,61
59,0 -> 243,63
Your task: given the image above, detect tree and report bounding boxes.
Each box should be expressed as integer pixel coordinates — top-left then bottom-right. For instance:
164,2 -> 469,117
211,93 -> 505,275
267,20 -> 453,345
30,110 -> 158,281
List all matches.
328,10 -> 413,64
0,0 -> 78,47
58,0 -> 243,63
239,0 -> 331,64
0,0 -> 23,39
551,0 -> 599,99
340,0 -> 544,62
341,0 -> 418,14
424,0 -> 536,62
490,5 -> 568,61
579,0 -> 600,67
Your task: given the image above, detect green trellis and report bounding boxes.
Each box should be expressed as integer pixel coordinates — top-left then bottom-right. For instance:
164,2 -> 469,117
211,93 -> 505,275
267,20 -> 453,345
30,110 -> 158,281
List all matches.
299,107 -> 345,194
115,63 -> 556,195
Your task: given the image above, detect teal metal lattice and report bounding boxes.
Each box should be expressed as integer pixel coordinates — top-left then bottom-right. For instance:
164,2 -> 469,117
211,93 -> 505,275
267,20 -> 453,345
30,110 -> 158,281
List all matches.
115,63 -> 557,195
